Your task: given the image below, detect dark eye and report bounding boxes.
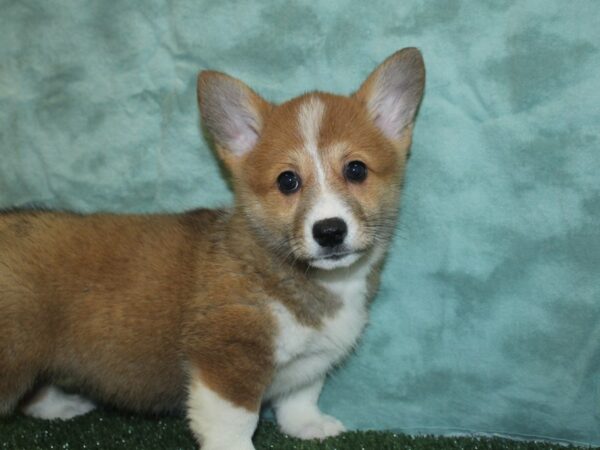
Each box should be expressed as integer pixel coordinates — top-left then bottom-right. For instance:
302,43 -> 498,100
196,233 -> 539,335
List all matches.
344,160 -> 367,183
277,171 -> 301,194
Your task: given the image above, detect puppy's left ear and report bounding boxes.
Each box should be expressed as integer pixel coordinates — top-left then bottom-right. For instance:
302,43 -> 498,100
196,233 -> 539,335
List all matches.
197,71 -> 271,164
354,48 -> 425,142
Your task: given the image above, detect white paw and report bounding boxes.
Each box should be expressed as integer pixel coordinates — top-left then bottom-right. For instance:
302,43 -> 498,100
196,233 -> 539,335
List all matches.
23,386 -> 96,420
200,440 -> 255,450
280,414 -> 346,440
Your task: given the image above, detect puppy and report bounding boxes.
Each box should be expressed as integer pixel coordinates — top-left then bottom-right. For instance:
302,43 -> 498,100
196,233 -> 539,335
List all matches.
0,48 -> 425,450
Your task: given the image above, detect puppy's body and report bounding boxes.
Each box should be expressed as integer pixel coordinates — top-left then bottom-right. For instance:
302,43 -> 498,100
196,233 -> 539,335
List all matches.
0,208 -> 365,408
0,49 -> 425,450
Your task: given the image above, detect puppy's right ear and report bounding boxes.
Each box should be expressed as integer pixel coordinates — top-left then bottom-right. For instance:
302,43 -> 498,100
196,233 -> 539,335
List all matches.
197,71 -> 271,162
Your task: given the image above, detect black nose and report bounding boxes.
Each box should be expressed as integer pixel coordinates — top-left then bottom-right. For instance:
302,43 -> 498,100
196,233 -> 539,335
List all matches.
312,218 -> 347,248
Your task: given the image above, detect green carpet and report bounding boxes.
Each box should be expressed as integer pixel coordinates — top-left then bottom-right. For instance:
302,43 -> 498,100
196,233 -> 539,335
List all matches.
0,411 -> 595,450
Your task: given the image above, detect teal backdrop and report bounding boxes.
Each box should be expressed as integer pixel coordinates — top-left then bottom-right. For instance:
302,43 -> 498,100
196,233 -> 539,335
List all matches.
1,0 -> 599,445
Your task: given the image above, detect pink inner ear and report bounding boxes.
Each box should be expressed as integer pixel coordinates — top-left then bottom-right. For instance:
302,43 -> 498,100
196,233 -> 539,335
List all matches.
371,94 -> 406,140
218,96 -> 262,155
228,124 -> 259,156
374,112 -> 396,139
206,83 -> 262,156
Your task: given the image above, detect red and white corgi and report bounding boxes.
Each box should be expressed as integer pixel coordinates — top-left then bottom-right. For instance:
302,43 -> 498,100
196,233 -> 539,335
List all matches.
0,48 -> 425,450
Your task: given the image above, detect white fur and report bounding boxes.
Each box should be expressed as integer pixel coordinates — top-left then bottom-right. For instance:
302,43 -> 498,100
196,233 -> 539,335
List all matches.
267,246 -> 384,439
22,385 -> 95,420
266,286 -> 368,399
274,377 -> 345,440
298,97 -> 327,186
314,245 -> 384,302
187,376 -> 258,450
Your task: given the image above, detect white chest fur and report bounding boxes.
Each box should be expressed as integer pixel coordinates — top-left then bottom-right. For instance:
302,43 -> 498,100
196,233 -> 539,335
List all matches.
265,248 -> 383,400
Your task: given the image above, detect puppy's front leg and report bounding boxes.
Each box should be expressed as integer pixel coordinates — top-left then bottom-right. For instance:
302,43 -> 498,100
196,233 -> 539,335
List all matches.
274,376 -> 346,440
185,304 -> 274,450
187,375 -> 257,450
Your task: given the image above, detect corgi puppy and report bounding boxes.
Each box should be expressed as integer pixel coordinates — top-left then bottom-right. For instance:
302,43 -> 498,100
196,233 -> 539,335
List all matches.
0,48 -> 425,450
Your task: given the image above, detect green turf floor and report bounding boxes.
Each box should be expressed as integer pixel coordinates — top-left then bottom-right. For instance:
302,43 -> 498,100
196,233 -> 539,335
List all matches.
0,411 -> 596,450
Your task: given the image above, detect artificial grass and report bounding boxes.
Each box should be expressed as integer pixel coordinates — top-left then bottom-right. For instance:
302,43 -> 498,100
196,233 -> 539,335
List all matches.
0,411 -> 596,450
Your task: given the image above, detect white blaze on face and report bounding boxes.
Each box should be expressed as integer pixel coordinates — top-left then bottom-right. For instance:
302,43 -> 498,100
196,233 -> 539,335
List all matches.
297,97 -> 361,269
298,97 -> 327,186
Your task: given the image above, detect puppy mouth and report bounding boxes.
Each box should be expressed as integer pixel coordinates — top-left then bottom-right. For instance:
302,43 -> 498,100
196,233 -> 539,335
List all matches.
318,250 -> 360,261
307,248 -> 366,269
308,250 -> 364,270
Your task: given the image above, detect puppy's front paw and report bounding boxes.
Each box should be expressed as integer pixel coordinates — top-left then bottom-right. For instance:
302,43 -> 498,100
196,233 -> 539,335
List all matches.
280,413 -> 346,440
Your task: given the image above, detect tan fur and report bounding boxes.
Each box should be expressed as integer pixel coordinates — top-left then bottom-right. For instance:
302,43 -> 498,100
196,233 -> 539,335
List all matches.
0,49 -> 425,447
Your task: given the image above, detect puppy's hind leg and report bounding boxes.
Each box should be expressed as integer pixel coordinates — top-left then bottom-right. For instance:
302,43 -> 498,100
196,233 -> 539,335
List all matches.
0,321 -> 39,416
0,286 -> 55,417
0,360 -> 38,417
22,385 -> 96,420
0,377 -> 32,416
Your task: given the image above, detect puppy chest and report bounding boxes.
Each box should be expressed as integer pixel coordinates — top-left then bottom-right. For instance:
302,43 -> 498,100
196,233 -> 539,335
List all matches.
270,293 -> 368,369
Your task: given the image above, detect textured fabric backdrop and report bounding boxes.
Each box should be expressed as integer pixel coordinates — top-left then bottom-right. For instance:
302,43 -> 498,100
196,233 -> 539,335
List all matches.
1,0 -> 599,445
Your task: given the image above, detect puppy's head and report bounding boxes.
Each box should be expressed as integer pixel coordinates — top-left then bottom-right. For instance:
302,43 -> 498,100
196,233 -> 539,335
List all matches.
198,48 -> 425,270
